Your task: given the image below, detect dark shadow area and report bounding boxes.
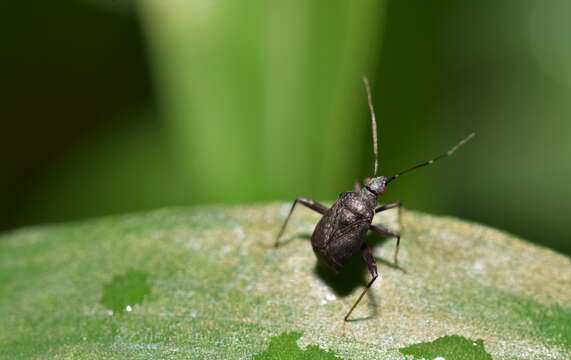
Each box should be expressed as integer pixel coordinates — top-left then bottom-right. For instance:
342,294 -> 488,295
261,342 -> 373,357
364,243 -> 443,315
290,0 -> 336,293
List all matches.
374,256 -> 408,274
0,1 -> 153,232
313,231 -> 404,291
277,228 -> 406,320
314,254 -> 368,297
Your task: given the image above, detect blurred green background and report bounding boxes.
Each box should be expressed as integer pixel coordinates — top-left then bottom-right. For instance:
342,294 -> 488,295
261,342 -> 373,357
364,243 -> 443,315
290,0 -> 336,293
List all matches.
1,0 -> 569,255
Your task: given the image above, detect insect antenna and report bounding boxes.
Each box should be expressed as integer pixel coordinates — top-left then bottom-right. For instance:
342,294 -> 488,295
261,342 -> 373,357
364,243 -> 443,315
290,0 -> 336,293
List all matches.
362,76 -> 379,177
387,132 -> 476,184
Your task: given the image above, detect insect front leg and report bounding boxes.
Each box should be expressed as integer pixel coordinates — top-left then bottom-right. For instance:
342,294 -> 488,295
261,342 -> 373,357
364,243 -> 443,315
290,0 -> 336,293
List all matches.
373,201 -> 402,264
370,223 -> 401,266
274,197 -> 328,248
344,243 -> 378,321
375,201 -> 401,213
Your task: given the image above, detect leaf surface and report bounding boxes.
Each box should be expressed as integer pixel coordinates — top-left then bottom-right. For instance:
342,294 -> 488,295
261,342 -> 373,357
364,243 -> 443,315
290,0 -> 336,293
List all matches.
0,204 -> 569,359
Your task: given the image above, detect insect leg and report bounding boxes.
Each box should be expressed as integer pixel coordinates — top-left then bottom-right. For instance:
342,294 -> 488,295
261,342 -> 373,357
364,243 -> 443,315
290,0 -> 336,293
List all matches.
374,201 -> 401,213
344,243 -> 378,321
274,197 -> 328,248
370,223 -> 401,266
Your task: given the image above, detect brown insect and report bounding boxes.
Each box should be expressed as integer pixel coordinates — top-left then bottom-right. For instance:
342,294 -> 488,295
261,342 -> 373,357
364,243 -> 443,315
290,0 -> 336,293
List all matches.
275,76 -> 475,321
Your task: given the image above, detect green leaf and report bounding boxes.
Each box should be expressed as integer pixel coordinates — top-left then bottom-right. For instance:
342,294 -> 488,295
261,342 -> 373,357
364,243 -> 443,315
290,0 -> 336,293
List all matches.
0,205 -> 569,359
100,269 -> 151,315
399,335 -> 492,360
253,332 -> 341,360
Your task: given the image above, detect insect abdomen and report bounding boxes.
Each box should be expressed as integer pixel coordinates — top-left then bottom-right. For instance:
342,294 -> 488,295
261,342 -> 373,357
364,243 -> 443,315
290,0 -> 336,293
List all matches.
311,193 -> 373,271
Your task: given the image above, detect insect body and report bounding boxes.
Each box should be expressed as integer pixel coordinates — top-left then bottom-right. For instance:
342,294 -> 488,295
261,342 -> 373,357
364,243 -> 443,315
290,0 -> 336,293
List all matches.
312,181 -> 385,272
275,76 -> 475,321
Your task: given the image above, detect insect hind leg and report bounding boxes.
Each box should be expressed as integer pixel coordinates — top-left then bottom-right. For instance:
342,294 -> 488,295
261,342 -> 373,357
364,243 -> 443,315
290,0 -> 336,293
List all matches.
344,243 -> 378,321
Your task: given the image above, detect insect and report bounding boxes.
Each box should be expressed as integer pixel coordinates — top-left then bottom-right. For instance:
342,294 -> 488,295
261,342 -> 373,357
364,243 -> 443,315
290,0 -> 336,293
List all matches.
275,76 -> 475,321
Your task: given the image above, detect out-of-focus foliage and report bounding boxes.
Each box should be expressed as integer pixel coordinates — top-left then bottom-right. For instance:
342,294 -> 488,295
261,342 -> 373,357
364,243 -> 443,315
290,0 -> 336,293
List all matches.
137,0 -> 383,203
1,0 -> 570,254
